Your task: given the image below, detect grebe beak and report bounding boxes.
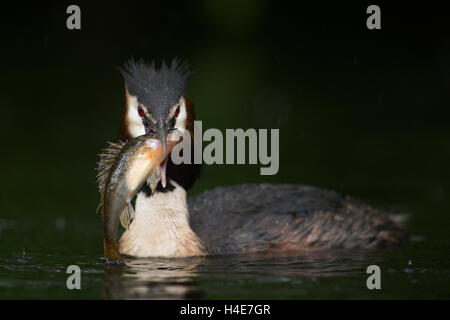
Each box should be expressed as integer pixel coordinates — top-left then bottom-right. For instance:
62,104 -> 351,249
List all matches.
156,119 -> 168,153
155,118 -> 170,187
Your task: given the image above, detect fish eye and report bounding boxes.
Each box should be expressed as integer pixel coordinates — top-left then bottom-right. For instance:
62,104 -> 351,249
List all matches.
138,105 -> 145,117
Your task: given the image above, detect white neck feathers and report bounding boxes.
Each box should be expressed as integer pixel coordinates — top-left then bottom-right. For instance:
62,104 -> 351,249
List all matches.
119,181 -> 205,257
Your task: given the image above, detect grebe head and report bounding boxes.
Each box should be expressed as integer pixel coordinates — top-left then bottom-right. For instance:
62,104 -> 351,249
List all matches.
119,58 -> 199,191
119,58 -> 191,141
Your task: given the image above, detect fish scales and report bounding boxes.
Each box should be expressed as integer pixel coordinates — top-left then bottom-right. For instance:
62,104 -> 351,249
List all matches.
96,134 -> 178,263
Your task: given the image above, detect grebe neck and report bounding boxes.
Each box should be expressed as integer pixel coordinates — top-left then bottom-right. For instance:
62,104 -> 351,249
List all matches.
119,181 -> 206,257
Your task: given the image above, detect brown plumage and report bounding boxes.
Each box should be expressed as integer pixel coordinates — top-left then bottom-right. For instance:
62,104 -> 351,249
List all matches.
188,184 -> 408,254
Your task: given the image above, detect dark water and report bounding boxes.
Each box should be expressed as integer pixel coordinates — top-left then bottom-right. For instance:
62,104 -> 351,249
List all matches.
0,214 -> 449,299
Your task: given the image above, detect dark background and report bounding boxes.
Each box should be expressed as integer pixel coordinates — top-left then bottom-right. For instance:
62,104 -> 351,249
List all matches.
0,1 -> 449,243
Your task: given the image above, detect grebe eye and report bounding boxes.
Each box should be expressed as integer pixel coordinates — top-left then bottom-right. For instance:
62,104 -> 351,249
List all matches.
138,105 -> 145,117
174,105 -> 180,118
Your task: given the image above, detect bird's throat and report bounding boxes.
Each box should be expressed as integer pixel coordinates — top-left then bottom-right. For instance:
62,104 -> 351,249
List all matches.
118,181 -> 206,257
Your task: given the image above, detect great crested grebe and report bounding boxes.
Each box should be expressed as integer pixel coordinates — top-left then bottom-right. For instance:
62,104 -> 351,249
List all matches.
115,59 -> 408,258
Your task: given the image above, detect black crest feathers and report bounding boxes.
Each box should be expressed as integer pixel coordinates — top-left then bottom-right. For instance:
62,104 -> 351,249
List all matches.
119,58 -> 192,119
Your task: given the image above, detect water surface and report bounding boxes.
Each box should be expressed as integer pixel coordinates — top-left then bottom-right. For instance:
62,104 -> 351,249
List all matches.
0,216 -> 449,299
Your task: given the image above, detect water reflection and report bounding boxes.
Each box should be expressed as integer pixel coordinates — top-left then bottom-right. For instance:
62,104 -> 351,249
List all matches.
102,250 -> 373,299
103,257 -> 206,299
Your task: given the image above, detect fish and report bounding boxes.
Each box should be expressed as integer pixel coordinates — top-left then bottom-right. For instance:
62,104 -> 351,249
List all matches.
96,134 -> 179,263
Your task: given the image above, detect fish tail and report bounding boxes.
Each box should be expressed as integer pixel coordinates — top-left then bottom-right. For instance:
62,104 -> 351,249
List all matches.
104,237 -> 122,263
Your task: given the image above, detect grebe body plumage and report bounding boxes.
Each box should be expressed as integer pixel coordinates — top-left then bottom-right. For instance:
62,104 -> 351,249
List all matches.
189,183 -> 407,255
118,181 -> 407,257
